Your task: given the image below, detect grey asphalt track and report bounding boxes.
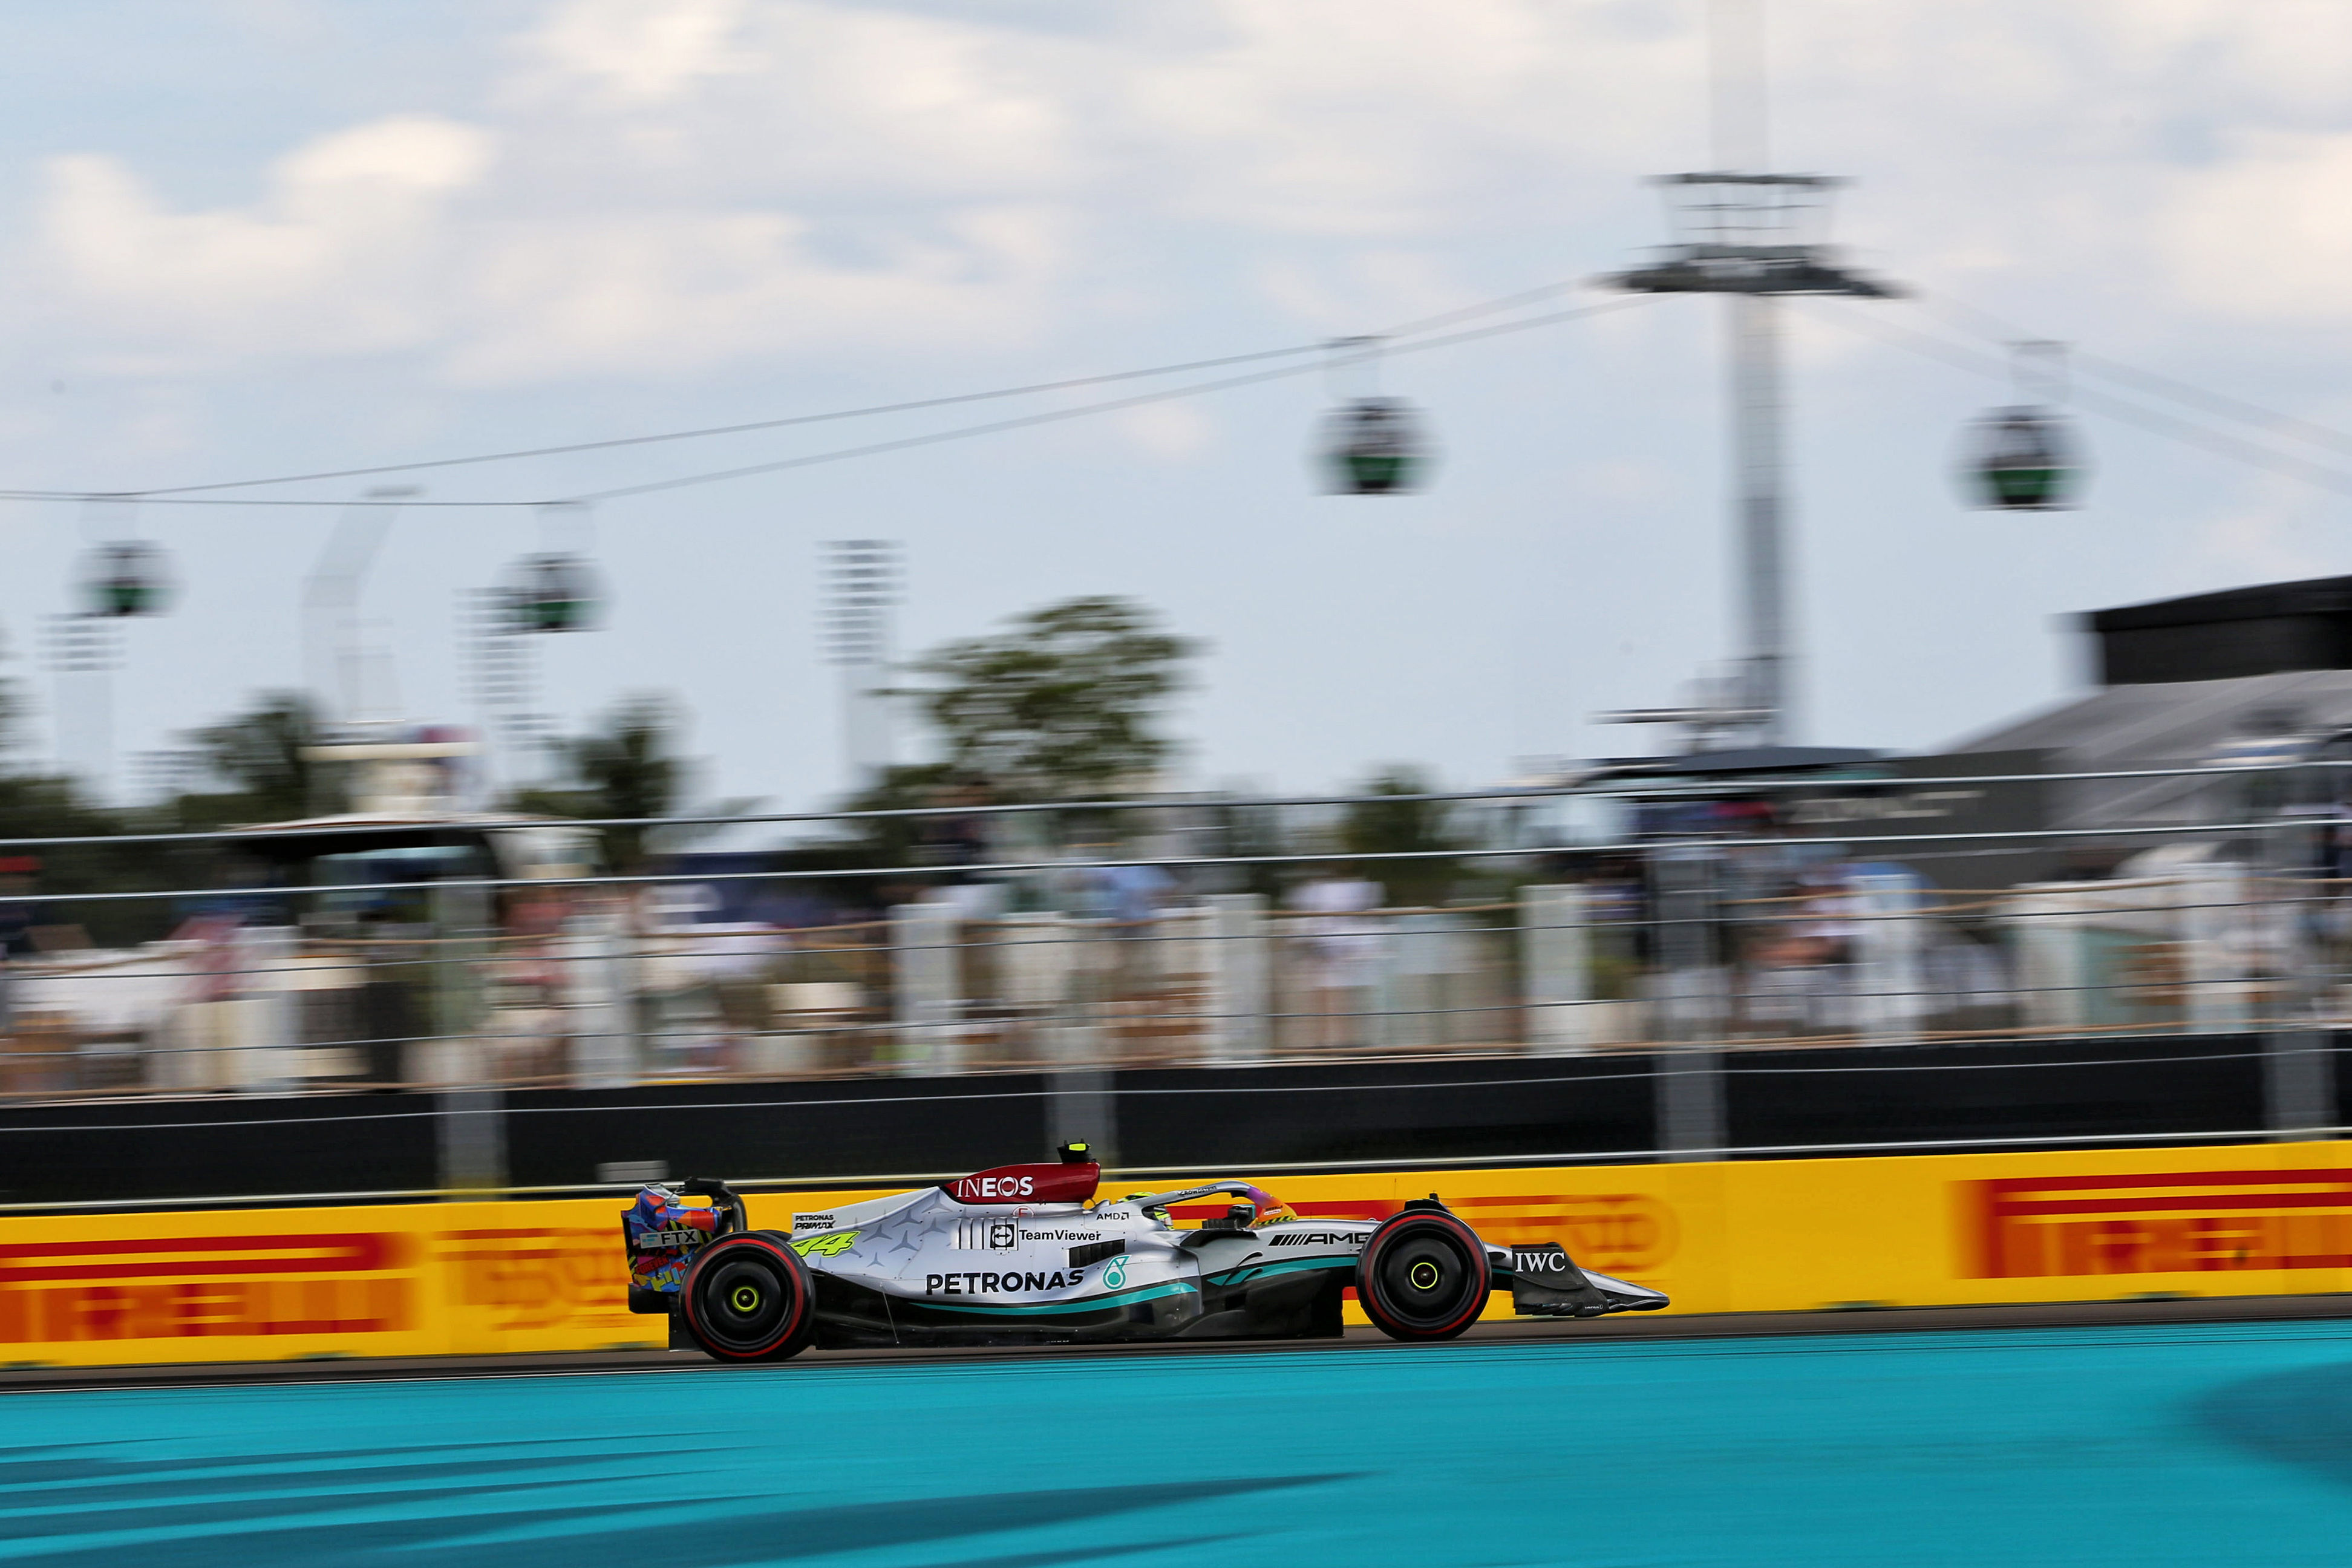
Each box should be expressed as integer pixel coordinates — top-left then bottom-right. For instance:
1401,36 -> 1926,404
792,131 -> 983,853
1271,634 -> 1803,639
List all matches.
10,1290 -> 2351,1393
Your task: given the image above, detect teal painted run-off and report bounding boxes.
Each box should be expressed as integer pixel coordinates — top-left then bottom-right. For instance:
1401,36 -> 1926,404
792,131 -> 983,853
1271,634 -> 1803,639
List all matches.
13,1319 -> 2352,1566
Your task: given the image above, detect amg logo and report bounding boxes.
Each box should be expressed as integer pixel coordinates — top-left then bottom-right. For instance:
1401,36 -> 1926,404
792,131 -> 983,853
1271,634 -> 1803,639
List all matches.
925,1270 -> 1082,1295
1968,1169 -> 2352,1279
1268,1232 -> 1365,1249
952,1222 -> 1021,1253
791,1214 -> 835,1233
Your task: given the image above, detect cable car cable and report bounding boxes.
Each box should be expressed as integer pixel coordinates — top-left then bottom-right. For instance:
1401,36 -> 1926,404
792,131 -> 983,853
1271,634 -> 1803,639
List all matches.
0,293 -> 1644,511
0,278 -> 1599,505
50,342 -> 1330,502
1807,301 -> 2352,504
1918,287 -> 2352,463
561,296 -> 1646,506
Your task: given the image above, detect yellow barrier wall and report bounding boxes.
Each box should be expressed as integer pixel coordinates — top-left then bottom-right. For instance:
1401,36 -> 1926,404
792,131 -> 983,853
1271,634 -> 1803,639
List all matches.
10,1140 -> 2352,1366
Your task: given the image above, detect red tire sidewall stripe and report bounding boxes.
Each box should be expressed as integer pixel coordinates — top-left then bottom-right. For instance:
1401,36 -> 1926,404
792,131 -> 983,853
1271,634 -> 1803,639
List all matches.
685,1235 -> 808,1359
1362,1212 -> 1490,1336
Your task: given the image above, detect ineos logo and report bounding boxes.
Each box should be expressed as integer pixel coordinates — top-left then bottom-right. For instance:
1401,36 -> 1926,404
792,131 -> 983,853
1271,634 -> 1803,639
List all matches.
954,1175 -> 1036,1200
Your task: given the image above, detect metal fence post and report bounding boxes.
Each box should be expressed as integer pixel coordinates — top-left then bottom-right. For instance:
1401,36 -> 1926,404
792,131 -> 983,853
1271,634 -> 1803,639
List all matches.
2005,890 -> 2085,1034
1851,871 -> 1923,1048
437,1086 -> 506,1195
1206,893 -> 1270,1060
2181,862 -> 2250,1033
1657,1045 -> 1726,1160
564,912 -> 636,1089
1651,849 -> 1725,1158
1519,884 -> 1590,1055
1048,1066 -> 1117,1167
2262,814 -> 2334,1140
232,925 -> 297,1094
892,901 -> 960,1075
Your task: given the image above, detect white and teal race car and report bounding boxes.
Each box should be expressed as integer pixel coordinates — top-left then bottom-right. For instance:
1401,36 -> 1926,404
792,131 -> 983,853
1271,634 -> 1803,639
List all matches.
623,1145 -> 1668,1362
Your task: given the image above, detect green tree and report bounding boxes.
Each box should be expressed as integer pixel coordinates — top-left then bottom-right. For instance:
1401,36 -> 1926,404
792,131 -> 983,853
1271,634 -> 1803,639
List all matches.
177,691 -> 333,828
895,596 -> 1200,801
510,694 -> 684,871
1339,765 -> 1462,906
0,637 -> 197,947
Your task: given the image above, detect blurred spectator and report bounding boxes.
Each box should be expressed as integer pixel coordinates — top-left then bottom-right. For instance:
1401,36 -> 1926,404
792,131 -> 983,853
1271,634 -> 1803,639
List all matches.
1098,856 -> 1174,926
1765,864 -> 1861,968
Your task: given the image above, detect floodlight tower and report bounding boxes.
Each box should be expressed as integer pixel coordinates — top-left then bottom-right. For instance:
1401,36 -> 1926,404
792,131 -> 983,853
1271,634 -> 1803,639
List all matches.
1605,0 -> 1899,748
303,486 -> 419,728
822,540 -> 903,787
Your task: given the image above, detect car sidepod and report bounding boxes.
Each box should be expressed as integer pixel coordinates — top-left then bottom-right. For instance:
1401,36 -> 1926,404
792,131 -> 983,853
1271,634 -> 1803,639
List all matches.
783,1189 -> 1210,1348
1181,1220 -> 1371,1339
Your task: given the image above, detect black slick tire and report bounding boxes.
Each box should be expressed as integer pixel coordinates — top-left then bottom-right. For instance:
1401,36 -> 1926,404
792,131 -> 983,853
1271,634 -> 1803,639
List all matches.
680,1232 -> 815,1362
1357,1210 -> 1491,1341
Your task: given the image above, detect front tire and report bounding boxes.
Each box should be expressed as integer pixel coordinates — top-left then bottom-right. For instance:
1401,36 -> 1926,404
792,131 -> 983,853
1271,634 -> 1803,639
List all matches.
681,1233 -> 814,1362
1357,1210 -> 1491,1341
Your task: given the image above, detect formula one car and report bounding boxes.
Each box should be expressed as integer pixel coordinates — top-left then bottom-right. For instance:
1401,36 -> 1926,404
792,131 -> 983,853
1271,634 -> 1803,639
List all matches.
621,1143 -> 1667,1361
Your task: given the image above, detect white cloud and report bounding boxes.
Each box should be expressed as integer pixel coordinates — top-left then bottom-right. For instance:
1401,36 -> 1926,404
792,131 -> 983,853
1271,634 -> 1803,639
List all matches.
40,114 -> 492,355
445,201 -> 1075,382
2161,129 -> 2352,324
1112,400 -> 1214,462
515,0 -> 758,106
33,0 -> 2352,393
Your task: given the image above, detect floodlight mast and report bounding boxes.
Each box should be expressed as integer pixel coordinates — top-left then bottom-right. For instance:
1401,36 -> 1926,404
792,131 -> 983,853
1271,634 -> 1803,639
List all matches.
1604,2 -> 1901,750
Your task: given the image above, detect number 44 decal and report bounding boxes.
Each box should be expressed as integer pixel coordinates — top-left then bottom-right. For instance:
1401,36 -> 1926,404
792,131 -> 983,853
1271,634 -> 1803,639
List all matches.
789,1231 -> 858,1258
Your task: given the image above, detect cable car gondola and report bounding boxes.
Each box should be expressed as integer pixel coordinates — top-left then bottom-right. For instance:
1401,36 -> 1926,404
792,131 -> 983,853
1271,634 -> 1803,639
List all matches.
1315,336 -> 1432,495
1322,396 -> 1428,495
505,552 -> 601,633
1961,341 -> 2085,511
78,539 -> 175,618
1964,406 -> 2081,511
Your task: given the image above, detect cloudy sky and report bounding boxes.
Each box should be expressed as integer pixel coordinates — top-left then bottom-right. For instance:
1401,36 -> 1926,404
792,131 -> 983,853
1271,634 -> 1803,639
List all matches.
5,0 -> 2352,811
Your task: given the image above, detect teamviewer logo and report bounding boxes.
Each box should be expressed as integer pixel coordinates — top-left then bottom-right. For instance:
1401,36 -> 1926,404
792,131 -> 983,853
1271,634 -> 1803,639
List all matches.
952,1222 -> 1019,1253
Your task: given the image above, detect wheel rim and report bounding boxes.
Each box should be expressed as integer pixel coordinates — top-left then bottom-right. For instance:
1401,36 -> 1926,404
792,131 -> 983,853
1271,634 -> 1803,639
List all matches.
1372,1227 -> 1478,1332
694,1249 -> 794,1353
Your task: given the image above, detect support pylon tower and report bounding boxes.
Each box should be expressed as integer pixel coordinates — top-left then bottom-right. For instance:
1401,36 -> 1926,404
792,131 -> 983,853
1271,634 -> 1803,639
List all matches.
1606,1 -> 1898,748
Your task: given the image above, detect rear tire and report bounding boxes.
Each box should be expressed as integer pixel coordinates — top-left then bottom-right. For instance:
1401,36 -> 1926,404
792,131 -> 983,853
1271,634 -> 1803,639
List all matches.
1357,1210 -> 1491,1341
681,1233 -> 814,1362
